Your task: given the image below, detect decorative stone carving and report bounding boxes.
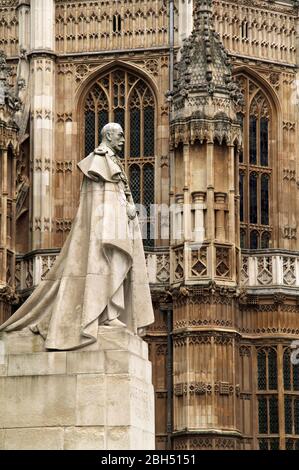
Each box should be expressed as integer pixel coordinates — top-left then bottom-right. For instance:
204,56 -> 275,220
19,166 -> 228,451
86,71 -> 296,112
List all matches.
190,247 -> 208,278
257,256 -> 273,285
55,219 -> 72,232
56,161 -> 73,173
283,226 -> 297,240
215,247 -> 231,278
173,248 -> 184,280
55,1 -> 168,53
282,257 -> 296,286
283,169 -> 296,181
239,346 -> 251,357
155,254 -> 170,283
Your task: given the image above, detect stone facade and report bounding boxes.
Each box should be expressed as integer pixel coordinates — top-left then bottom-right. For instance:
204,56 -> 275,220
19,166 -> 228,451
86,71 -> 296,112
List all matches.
0,0 -> 299,450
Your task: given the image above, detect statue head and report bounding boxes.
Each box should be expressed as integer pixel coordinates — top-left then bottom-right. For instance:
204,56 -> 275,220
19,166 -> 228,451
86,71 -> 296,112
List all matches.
101,123 -> 125,155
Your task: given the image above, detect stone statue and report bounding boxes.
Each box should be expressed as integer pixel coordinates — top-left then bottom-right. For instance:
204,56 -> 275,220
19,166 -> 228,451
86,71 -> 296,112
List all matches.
0,123 -> 154,350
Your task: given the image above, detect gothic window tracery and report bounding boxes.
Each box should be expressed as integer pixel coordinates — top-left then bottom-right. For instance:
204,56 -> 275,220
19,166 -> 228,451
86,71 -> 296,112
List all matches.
283,349 -> 299,443
83,69 -> 156,246
256,347 -> 299,449
236,75 -> 273,249
257,347 -> 279,449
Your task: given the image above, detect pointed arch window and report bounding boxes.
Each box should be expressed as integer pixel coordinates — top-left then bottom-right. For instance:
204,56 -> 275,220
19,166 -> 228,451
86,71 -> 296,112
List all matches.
83,69 -> 156,246
235,75 -> 273,249
256,347 -> 279,449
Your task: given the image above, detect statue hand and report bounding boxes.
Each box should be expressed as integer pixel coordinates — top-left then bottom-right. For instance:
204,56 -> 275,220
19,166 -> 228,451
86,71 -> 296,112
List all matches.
126,202 -> 137,220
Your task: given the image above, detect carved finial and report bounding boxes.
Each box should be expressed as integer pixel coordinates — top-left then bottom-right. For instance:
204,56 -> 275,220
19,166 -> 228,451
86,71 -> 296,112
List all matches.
193,0 -> 213,27
172,0 -> 244,112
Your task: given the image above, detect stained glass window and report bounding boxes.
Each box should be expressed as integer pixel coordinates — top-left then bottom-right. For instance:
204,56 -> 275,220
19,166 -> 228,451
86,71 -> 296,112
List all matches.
270,439 -> 279,450
286,439 -> 294,450
144,106 -> 155,157
130,108 -> 140,158
85,110 -> 95,155
285,396 -> 292,434
143,163 -> 154,214
260,118 -> 269,166
129,164 -> 141,205
250,230 -> 258,249
258,398 -> 268,433
258,350 -> 267,390
269,397 -> 279,434
250,173 -> 257,224
261,174 -> 269,225
240,229 -> 246,249
249,116 -> 257,165
83,69 -> 156,246
97,110 -> 108,144
261,232 -> 270,249
293,363 -> 299,391
236,75 -> 272,248
268,349 -> 277,390
283,349 -> 299,442
114,108 -> 125,132
257,348 -> 280,442
258,439 -> 268,450
284,350 -> 291,391
239,172 -> 244,222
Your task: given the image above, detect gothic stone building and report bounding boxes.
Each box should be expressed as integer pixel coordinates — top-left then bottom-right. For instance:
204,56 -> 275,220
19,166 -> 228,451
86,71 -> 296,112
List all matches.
0,0 -> 299,451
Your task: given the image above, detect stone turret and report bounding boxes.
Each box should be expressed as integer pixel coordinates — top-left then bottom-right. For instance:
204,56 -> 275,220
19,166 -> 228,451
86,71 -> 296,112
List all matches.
172,0 -> 243,139
170,0 -> 243,448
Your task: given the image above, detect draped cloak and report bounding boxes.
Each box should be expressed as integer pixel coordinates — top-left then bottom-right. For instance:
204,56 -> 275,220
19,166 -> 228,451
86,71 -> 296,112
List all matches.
0,145 -> 154,350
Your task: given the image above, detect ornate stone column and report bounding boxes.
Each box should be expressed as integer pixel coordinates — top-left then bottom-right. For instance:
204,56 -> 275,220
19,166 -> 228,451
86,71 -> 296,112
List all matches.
215,192 -> 227,242
17,1 -> 30,52
192,191 -> 206,243
169,0 -> 243,449
29,0 -> 56,249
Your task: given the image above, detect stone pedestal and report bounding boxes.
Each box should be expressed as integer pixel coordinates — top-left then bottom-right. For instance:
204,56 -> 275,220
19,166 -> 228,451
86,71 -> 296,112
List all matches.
0,327 -> 155,450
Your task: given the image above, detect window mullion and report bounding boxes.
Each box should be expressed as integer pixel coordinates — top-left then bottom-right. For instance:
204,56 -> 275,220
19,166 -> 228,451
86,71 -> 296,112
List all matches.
140,163 -> 144,206
257,172 -> 261,234
95,98 -> 99,148
124,71 -> 129,173
109,72 -> 113,122
140,98 -> 144,159
257,113 -> 261,166
277,343 -> 285,449
244,84 -> 250,240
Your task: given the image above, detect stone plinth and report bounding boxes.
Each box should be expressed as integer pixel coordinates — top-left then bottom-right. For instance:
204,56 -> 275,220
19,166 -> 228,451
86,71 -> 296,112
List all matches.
0,327 -> 155,450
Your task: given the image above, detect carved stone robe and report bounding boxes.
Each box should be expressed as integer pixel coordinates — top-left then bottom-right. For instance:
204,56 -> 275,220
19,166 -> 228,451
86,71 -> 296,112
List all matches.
0,144 -> 154,350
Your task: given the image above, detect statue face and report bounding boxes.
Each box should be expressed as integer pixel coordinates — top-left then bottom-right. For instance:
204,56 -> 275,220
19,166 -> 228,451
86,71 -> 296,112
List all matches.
107,127 -> 125,155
